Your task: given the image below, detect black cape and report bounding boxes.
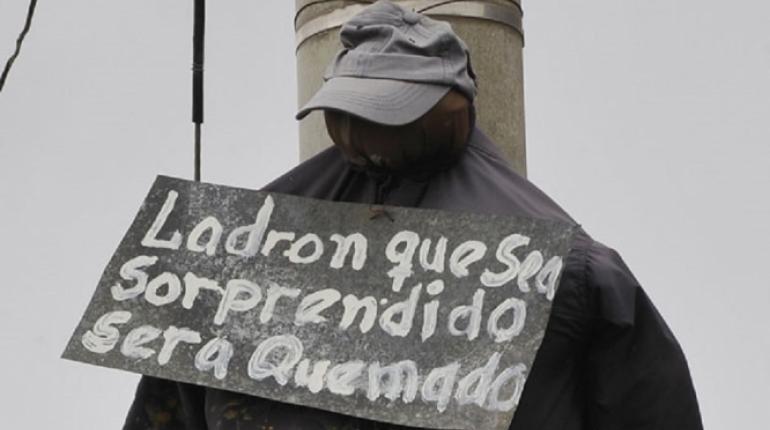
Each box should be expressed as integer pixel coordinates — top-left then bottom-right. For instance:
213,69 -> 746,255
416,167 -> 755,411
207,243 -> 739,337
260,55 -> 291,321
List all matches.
123,129 -> 703,430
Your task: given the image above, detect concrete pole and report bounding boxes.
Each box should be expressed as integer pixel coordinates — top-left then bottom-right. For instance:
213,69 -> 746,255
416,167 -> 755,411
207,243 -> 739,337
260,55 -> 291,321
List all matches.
294,0 -> 527,176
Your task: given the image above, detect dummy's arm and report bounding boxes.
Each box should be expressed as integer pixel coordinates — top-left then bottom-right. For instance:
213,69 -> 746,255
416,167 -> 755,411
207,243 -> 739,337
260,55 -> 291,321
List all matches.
583,241 -> 703,429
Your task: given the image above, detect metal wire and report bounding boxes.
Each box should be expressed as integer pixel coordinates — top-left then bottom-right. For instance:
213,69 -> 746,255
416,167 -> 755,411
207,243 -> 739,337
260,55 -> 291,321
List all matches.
0,0 -> 39,94
192,0 -> 205,181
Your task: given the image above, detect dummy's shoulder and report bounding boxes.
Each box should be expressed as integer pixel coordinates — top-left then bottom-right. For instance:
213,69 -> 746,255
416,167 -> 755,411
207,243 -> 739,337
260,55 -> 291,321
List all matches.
554,230 -> 644,327
260,145 -> 350,197
584,238 -> 644,326
453,129 -> 648,325
436,128 -> 577,226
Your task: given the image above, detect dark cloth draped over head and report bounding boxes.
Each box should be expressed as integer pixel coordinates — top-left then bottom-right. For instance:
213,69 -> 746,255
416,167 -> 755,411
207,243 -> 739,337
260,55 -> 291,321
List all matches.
123,129 -> 702,430
324,90 -> 473,178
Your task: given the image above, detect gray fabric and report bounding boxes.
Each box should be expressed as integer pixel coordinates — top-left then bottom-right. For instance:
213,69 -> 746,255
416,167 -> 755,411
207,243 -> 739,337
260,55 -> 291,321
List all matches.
296,0 -> 477,125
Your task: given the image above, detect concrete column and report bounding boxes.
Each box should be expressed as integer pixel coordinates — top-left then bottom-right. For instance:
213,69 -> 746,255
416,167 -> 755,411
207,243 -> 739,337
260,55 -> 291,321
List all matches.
295,0 -> 527,176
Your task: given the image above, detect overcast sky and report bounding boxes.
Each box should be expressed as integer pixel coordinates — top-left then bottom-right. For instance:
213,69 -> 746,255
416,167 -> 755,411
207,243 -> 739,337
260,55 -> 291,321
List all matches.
1,1 -> 768,428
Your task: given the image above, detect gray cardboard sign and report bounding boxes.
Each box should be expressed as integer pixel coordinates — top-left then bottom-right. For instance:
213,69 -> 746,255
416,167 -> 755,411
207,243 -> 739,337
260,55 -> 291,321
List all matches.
62,175 -> 576,430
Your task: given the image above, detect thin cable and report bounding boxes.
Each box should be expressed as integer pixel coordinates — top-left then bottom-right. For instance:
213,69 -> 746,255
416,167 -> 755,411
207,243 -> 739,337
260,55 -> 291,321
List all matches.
195,123 -> 201,182
416,0 -> 459,13
0,0 -> 39,93
192,0 -> 205,181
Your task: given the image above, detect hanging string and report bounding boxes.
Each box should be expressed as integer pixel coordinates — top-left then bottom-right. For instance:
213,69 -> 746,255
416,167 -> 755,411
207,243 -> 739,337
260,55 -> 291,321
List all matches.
192,0 -> 205,181
0,0 -> 39,94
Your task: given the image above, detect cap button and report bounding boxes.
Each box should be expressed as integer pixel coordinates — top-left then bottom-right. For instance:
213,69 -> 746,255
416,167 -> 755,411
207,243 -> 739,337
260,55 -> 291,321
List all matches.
403,10 -> 421,25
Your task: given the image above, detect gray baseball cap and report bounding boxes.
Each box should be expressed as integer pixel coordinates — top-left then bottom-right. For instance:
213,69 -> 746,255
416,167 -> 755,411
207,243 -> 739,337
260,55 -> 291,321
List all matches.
296,0 -> 477,126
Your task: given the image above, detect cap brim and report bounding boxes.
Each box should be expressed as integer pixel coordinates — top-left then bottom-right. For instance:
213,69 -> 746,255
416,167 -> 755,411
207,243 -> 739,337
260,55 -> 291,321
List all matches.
296,77 -> 450,126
